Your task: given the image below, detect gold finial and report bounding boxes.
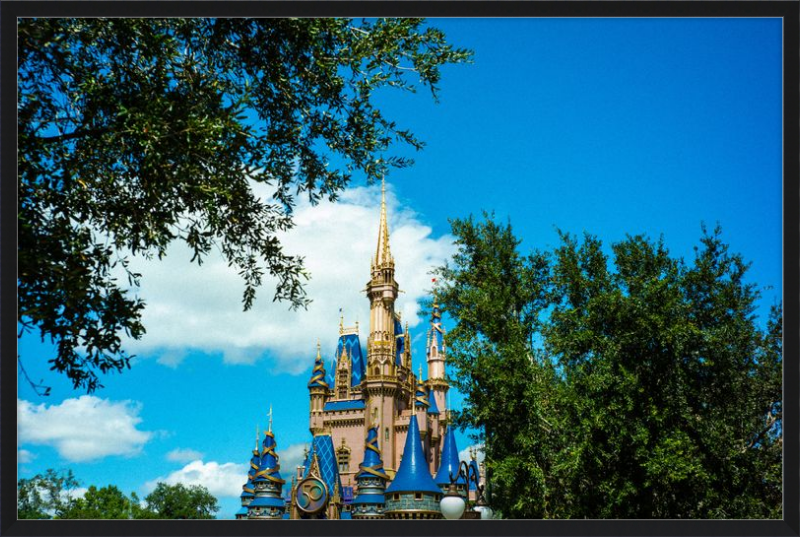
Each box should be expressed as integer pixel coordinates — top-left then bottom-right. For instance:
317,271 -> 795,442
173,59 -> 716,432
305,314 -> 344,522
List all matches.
255,424 -> 259,450
355,319 -> 359,334
375,174 -> 392,266
339,308 -> 344,335
268,404 -> 273,433
316,340 -> 321,359
419,364 -> 423,382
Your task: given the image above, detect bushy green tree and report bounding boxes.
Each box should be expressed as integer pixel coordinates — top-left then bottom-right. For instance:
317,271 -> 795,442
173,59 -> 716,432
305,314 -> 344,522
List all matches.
435,215 -> 782,519
18,18 -> 471,392
60,485 -> 135,519
137,482 -> 219,519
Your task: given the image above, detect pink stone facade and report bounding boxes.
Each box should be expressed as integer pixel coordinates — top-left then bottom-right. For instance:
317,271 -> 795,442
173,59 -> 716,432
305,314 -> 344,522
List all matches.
305,180 -> 450,492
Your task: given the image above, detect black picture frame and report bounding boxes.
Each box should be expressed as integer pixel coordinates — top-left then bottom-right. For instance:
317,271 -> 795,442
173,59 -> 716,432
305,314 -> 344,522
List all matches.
2,2 -> 797,536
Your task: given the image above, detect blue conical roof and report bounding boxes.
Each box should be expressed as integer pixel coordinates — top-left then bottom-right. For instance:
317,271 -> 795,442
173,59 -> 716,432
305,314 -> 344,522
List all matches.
385,415 -> 440,494
427,387 -> 440,415
254,431 -> 285,484
308,346 -> 328,389
434,425 -> 465,486
356,426 -> 388,480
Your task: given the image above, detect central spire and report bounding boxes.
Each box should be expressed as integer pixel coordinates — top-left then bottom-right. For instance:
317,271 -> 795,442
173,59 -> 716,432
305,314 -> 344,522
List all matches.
374,176 -> 393,267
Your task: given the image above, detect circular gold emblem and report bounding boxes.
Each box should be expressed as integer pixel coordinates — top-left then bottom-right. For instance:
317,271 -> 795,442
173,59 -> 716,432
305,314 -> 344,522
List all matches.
295,476 -> 328,514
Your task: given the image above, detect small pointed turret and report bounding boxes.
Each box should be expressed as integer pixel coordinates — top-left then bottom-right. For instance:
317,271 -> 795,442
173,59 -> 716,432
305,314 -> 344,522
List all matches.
308,343 -> 329,433
308,342 -> 329,389
384,415 -> 442,519
434,425 -> 466,493
247,423 -> 287,519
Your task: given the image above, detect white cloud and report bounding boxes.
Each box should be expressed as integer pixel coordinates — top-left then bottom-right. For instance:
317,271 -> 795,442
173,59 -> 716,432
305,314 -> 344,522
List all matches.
166,448 -> 204,463
18,449 -> 35,464
145,460 -> 248,498
18,396 -> 153,462
119,183 -> 455,373
459,444 -> 485,464
66,487 -> 89,501
279,442 -> 309,480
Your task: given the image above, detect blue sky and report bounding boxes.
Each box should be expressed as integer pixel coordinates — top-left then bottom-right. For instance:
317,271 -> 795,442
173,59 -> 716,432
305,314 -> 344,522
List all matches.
17,18 -> 783,519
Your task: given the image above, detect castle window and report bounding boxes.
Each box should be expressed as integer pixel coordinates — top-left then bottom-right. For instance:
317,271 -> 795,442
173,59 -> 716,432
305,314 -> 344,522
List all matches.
415,493 -> 423,501
337,443 -> 351,473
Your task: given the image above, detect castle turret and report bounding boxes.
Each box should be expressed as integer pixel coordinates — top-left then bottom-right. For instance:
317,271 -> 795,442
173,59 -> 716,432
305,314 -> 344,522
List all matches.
364,177 -> 402,471
308,343 -> 329,433
434,425 -> 466,496
248,417 -> 287,519
352,426 -> 389,519
366,177 -> 399,377
384,414 -> 442,519
426,299 -> 448,420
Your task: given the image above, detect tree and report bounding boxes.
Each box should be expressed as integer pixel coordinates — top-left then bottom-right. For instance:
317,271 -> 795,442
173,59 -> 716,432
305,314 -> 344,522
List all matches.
17,468 -> 82,519
137,482 -> 219,519
18,18 -> 472,392
435,215 -> 782,519
60,485 -> 135,519
433,212 -> 559,518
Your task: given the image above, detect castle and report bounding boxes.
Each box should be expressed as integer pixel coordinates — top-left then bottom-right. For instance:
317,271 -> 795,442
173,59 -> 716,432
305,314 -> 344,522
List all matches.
236,180 -> 479,519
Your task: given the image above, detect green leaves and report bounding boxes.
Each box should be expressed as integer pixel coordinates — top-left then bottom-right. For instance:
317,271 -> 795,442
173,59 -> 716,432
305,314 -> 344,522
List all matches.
436,215 -> 781,519
18,18 -> 472,392
18,470 -> 220,519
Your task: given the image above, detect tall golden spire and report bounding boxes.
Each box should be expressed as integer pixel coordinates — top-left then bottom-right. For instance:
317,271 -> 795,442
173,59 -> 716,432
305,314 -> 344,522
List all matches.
375,175 -> 393,267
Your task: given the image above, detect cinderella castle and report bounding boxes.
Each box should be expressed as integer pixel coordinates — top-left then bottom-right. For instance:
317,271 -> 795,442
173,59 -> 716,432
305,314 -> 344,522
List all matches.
235,180 -> 483,519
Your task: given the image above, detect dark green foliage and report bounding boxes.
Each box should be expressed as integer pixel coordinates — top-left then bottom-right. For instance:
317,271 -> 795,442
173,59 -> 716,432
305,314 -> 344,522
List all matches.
18,18 -> 472,392
60,485 -> 135,519
435,216 -> 782,519
137,482 -> 219,519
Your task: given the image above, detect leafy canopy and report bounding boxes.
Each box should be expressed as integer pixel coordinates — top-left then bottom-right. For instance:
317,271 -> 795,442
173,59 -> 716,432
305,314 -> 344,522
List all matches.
18,18 -> 471,392
17,468 -> 81,519
17,469 -> 220,519
435,215 -> 782,519
137,482 -> 219,519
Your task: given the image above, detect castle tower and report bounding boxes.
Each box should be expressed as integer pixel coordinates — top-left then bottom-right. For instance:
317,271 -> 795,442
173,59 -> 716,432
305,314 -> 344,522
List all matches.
426,300 -> 448,421
351,426 -> 389,518
364,177 -> 403,473
434,425 -> 466,496
248,418 -> 287,519
308,343 -> 329,433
